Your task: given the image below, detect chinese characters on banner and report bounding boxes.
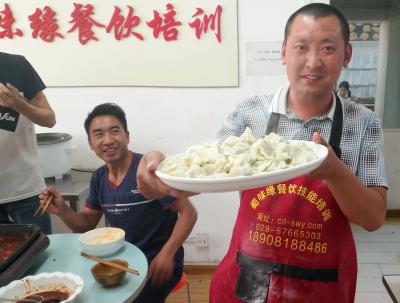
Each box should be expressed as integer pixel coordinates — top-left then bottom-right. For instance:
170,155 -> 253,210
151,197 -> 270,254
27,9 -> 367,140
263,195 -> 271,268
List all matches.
0,1 -> 238,87
0,2 -> 223,44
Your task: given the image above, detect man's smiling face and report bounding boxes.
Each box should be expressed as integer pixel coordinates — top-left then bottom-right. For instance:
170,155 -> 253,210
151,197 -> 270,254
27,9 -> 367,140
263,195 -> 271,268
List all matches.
281,14 -> 352,103
88,114 -> 130,164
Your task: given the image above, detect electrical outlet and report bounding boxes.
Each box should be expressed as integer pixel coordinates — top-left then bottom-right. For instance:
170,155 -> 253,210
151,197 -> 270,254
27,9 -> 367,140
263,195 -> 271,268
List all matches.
196,233 -> 209,247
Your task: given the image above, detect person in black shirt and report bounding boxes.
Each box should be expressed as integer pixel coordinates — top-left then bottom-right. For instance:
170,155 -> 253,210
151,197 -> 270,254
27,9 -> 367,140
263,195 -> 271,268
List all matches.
0,52 -> 55,234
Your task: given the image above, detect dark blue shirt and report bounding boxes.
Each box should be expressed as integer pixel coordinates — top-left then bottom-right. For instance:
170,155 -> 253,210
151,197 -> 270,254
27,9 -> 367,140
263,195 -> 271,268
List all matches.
86,152 -> 183,264
0,52 -> 45,100
0,52 -> 45,132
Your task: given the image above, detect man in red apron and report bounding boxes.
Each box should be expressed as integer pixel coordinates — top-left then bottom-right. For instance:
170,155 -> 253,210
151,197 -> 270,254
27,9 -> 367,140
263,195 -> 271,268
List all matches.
136,3 -> 387,303
209,94 -> 357,302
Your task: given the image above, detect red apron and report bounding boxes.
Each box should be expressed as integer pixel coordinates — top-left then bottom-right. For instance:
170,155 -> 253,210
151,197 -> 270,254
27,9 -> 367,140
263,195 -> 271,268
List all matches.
210,95 -> 357,303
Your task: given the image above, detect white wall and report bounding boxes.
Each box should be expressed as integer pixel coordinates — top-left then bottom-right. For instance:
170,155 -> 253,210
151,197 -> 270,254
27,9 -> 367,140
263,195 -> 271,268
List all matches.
34,0 -> 400,263
384,129 -> 400,210
383,10 -> 400,128
374,20 -> 389,120
35,0 -> 304,263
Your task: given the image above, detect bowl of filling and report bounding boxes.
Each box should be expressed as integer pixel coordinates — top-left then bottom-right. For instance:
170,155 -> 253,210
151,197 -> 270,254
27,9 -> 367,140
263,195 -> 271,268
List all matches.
0,272 -> 83,303
79,227 -> 125,257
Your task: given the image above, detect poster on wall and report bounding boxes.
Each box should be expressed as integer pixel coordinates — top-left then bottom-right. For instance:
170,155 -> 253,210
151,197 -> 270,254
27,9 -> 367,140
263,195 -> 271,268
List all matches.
245,41 -> 285,76
0,0 -> 238,87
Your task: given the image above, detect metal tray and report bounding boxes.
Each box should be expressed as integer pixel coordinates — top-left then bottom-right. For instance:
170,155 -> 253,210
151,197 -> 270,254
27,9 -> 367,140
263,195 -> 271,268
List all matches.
0,224 -> 41,272
0,234 -> 49,287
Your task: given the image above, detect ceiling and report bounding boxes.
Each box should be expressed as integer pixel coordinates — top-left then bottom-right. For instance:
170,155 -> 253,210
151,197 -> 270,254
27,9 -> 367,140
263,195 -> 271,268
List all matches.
331,0 -> 397,10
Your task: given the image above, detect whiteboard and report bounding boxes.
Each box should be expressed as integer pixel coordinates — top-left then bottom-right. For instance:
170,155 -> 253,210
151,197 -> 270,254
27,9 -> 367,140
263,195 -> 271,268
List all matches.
0,0 -> 238,87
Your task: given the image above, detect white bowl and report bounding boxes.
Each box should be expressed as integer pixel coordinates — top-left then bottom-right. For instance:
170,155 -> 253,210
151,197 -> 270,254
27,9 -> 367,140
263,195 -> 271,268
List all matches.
0,272 -> 83,303
79,227 -> 125,257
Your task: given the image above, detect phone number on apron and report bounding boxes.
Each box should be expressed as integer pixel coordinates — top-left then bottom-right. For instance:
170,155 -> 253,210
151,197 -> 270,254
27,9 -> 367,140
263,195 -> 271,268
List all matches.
249,229 -> 328,254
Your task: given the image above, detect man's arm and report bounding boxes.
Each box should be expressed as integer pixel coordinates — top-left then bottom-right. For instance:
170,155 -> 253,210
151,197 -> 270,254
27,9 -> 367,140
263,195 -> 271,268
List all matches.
310,133 -> 387,231
0,83 -> 55,127
41,187 -> 102,233
149,198 -> 197,285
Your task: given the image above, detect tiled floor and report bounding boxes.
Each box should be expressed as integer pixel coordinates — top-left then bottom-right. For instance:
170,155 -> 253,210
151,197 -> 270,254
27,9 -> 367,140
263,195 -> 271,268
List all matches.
353,218 -> 400,303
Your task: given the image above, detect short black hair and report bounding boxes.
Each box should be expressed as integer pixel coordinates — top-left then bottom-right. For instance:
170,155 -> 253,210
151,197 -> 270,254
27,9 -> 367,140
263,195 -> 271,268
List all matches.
84,103 -> 128,136
339,81 -> 350,89
284,3 -> 350,45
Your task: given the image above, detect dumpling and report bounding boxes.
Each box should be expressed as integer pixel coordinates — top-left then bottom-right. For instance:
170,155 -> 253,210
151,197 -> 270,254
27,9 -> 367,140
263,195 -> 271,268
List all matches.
186,165 -> 207,178
159,127 -> 317,179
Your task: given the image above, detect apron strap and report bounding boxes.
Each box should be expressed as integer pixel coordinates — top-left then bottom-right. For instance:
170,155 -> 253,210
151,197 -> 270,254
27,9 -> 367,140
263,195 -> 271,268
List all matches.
266,91 -> 343,159
265,112 -> 280,135
329,93 -> 343,159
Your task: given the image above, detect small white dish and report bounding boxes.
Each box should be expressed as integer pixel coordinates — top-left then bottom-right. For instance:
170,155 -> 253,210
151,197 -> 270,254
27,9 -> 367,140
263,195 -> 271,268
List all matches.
155,141 -> 328,193
0,272 -> 83,303
79,227 -> 125,257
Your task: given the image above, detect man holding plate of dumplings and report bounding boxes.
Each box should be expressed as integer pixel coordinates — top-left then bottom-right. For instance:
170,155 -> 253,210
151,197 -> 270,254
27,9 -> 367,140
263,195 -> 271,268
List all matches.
136,3 -> 387,303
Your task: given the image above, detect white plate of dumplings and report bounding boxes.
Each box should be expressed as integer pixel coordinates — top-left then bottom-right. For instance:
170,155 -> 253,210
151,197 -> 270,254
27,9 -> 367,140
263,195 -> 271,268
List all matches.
155,129 -> 328,193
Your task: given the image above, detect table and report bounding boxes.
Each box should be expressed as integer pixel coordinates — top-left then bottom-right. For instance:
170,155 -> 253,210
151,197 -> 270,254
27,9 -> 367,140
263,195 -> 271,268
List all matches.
29,234 -> 148,303
383,275 -> 400,303
45,170 -> 91,211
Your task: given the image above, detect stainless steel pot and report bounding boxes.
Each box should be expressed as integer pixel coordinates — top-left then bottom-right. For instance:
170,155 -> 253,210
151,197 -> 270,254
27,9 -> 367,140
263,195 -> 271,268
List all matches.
36,133 -> 74,179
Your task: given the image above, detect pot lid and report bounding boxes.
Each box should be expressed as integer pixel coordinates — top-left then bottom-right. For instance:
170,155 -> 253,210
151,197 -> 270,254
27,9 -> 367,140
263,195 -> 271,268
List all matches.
36,133 -> 72,145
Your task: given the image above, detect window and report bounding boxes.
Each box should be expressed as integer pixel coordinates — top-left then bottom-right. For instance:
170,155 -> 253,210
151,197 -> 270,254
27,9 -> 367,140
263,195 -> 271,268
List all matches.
337,22 -> 380,110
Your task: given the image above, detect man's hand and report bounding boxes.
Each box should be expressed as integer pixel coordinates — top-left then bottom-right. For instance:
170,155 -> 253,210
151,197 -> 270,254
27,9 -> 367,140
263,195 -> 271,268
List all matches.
0,83 -> 56,127
308,132 -> 342,181
148,250 -> 174,286
137,151 -> 197,199
39,187 -> 68,215
308,133 -> 386,231
0,83 -> 25,110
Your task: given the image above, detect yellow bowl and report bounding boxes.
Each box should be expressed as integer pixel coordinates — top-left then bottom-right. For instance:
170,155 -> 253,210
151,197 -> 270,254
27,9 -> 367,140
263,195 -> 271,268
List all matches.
90,259 -> 128,288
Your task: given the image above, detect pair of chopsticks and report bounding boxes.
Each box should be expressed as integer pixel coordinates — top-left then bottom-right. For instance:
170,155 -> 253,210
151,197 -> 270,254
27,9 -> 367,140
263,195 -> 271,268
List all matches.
34,194 -> 54,217
81,252 -> 140,275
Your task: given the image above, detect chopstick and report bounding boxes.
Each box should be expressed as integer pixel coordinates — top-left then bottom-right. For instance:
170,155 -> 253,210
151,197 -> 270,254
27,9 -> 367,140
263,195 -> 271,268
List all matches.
80,252 -> 140,275
34,194 -> 54,217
